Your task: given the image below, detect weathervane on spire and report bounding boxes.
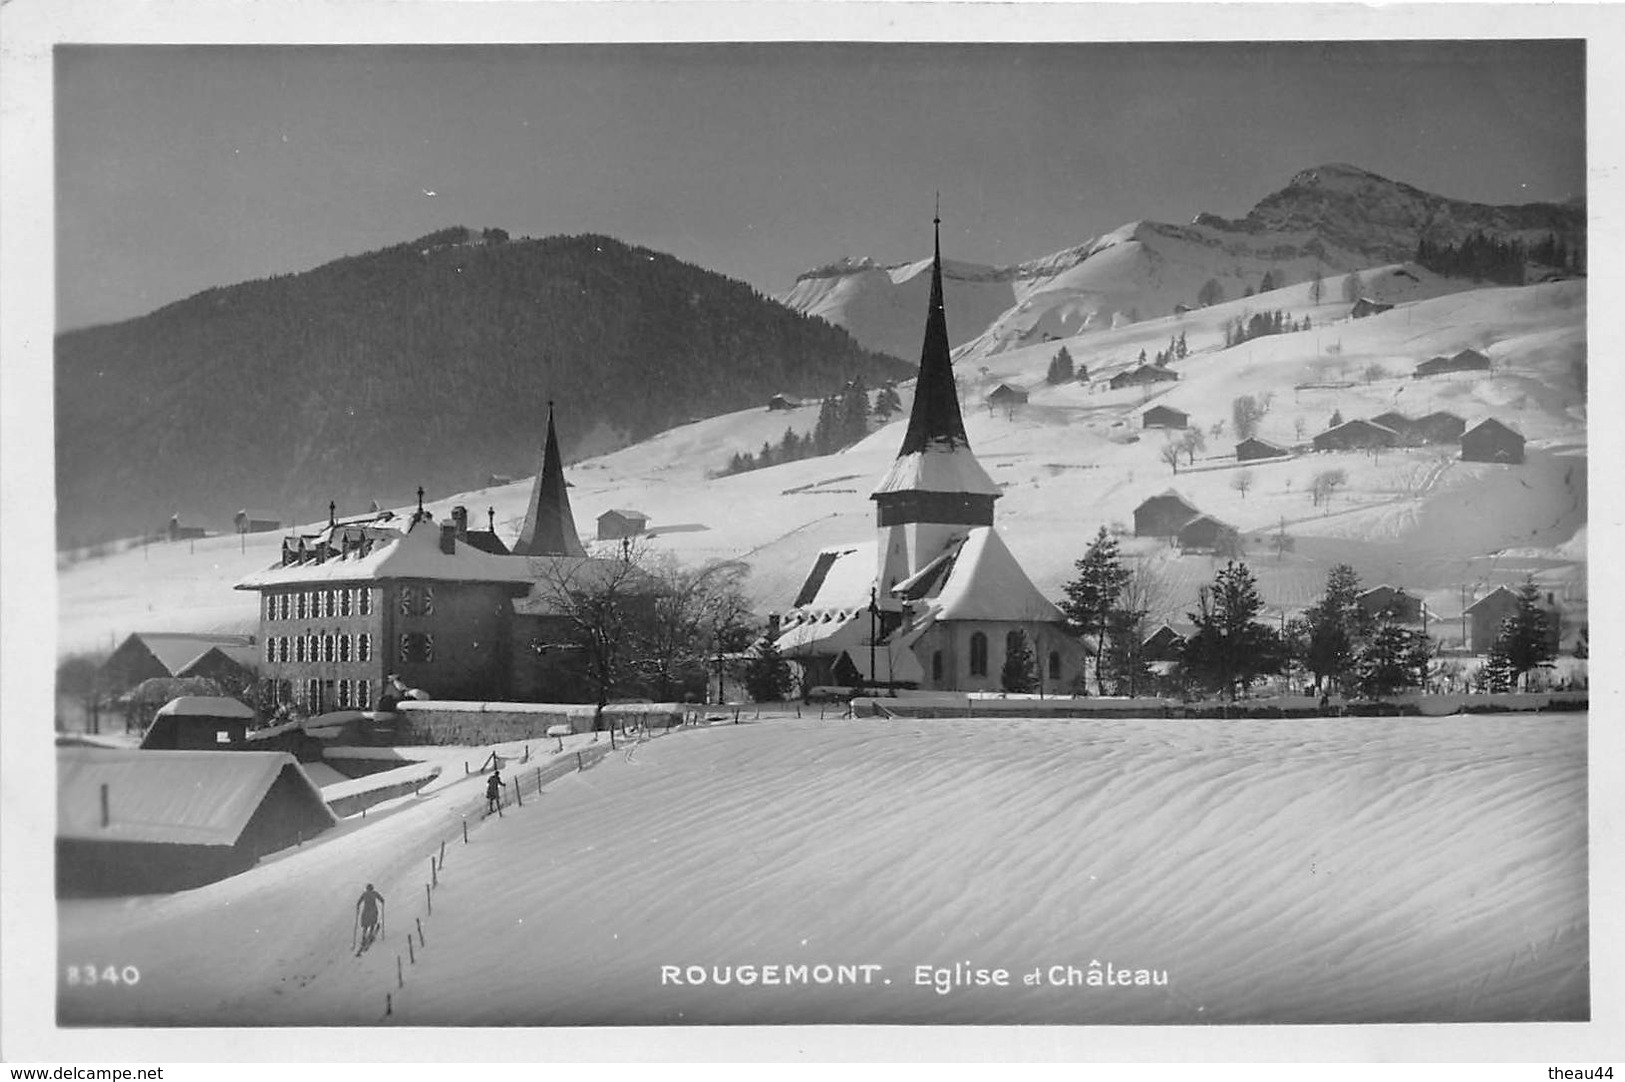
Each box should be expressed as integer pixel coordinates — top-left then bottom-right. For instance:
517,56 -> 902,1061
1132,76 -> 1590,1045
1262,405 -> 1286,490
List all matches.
934,191 -> 940,226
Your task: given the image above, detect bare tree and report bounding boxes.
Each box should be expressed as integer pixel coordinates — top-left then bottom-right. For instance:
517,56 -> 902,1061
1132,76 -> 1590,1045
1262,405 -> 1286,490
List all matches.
1362,363 -> 1387,384
1310,468 -> 1349,508
1232,395 -> 1264,440
1179,427 -> 1207,466
532,547 -> 657,734
1231,470 -> 1254,499
1160,441 -> 1183,474
1270,517 -> 1296,560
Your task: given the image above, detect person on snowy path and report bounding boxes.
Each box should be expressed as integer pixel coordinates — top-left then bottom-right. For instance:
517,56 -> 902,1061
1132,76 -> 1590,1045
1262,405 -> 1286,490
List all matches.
486,770 -> 506,814
355,883 -> 386,950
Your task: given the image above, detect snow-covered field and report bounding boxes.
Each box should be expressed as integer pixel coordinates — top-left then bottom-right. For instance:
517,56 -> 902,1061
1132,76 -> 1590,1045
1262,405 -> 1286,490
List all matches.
58,712 -> 1587,1027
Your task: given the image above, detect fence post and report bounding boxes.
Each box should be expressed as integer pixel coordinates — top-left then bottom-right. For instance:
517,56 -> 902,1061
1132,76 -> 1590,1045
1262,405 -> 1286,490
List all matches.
386,993 -> 392,1017
576,752 -> 583,771
397,957 -> 404,988
536,767 -> 542,794
431,856 -> 438,887
462,818 -> 468,844
408,936 -> 416,965
439,839 -> 446,868
426,882 -> 432,915
417,917 -> 425,948
515,781 -> 523,807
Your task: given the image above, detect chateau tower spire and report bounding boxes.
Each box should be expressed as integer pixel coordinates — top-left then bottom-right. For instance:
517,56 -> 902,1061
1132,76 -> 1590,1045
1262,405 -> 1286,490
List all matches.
897,204 -> 974,457
512,400 -> 587,558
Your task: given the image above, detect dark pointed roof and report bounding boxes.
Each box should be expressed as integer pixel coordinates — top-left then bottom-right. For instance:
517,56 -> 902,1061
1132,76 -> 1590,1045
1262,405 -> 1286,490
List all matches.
898,214 -> 971,456
512,401 -> 587,558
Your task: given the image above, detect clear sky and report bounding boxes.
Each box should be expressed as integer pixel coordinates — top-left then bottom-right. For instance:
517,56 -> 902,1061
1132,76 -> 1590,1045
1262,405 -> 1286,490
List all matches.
56,39 -> 1585,331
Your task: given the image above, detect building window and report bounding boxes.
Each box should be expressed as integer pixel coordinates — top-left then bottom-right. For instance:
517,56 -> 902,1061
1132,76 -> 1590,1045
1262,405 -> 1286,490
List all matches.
422,585 -> 435,616
295,636 -> 306,664
400,586 -> 416,617
325,589 -> 337,618
339,635 -> 352,663
283,593 -> 293,621
340,589 -> 353,617
323,633 -> 335,663
337,679 -> 351,709
1049,651 -> 1061,681
216,730 -> 232,744
279,637 -> 290,663
296,592 -> 308,620
305,678 -> 321,711
264,595 -> 275,622
969,632 -> 988,676
932,650 -> 943,682
358,633 -> 372,662
423,634 -> 435,662
265,638 -> 276,663
357,679 -> 372,709
314,591 -> 325,619
358,587 -> 373,617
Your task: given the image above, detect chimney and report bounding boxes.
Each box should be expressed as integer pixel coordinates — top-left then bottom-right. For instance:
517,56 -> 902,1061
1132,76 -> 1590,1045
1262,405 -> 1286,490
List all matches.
439,520 -> 457,555
766,613 -> 781,640
452,505 -> 469,539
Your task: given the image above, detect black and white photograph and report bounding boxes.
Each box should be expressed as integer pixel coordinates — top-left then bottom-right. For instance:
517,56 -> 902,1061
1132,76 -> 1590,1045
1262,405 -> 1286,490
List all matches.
3,0 -> 1622,1067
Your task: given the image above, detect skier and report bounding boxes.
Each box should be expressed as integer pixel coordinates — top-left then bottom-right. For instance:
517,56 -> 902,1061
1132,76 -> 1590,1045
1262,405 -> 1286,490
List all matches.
354,883 -> 386,954
486,769 -> 506,815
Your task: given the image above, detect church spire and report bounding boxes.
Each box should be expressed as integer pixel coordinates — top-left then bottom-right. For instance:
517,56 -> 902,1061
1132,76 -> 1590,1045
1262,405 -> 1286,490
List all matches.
512,400 -> 587,557
897,207 -> 972,456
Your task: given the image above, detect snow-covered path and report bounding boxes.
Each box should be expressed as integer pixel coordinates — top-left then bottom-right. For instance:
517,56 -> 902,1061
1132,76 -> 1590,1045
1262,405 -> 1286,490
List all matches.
59,714 -> 1587,1027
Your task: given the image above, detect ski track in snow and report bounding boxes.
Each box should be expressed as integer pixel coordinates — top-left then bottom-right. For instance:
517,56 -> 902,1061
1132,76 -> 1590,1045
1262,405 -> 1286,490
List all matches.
58,714 -> 1587,1027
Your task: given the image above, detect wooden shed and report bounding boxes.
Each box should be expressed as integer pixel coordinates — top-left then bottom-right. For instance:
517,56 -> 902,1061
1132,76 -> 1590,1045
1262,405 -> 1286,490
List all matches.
1461,418 -> 1525,464
1313,419 -> 1400,452
1351,298 -> 1395,319
1177,514 -> 1238,553
1109,365 -> 1180,390
140,696 -> 257,751
56,747 -> 337,896
1414,349 -> 1492,378
1413,411 -> 1467,445
596,509 -> 650,541
987,384 -> 1030,409
1235,437 -> 1289,462
1356,585 -> 1424,624
1143,405 -> 1189,429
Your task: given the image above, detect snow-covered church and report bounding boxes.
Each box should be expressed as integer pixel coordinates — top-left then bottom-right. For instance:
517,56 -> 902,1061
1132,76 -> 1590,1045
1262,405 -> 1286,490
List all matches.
775,216 -> 1086,693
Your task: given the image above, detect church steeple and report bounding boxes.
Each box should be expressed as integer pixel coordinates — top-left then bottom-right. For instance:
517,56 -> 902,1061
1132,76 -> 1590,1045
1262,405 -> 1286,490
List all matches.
899,206 -> 972,456
512,400 -> 587,558
870,208 -> 1001,600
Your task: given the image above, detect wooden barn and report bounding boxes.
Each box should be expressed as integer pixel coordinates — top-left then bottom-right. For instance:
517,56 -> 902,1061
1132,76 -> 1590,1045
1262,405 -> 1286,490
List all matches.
1235,437 -> 1289,462
1350,297 -> 1395,319
1356,585 -> 1425,624
1313,418 -> 1400,452
166,515 -> 208,542
57,747 -> 337,896
767,393 -> 794,412
173,645 -> 259,693
1414,349 -> 1492,378
597,509 -> 649,541
139,696 -> 257,750
234,509 -> 282,534
987,384 -> 1030,410
1413,411 -> 1467,445
1176,514 -> 1238,553
1461,418 -> 1525,464
1143,405 -> 1189,429
1134,491 -> 1202,538
1109,365 -> 1179,390
99,633 -> 258,696
1371,412 -> 1414,440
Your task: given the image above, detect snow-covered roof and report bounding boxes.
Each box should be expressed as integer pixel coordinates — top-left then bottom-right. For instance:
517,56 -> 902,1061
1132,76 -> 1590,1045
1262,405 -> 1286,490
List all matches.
871,447 -> 1001,498
788,543 -> 877,611
924,527 -> 1065,624
776,610 -> 866,656
840,642 -> 927,684
57,747 -> 335,847
236,518 -> 535,589
154,696 -> 257,720
121,632 -> 256,676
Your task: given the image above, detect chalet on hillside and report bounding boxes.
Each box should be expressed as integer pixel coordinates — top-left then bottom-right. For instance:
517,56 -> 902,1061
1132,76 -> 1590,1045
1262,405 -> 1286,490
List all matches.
1414,349 -> 1492,378
1351,297 -> 1395,319
767,393 -> 794,412
1357,585 -> 1425,624
1371,412 -> 1413,438
234,510 -> 282,534
57,747 -> 336,896
1176,514 -> 1238,553
1461,418 -> 1525,464
173,644 -> 259,691
1236,437 -> 1289,462
597,509 -> 649,541
1313,418 -> 1400,452
987,384 -> 1029,410
1143,405 -> 1189,430
1465,586 -> 1562,654
1134,491 -> 1201,538
1413,411 -> 1467,445
1109,365 -> 1179,390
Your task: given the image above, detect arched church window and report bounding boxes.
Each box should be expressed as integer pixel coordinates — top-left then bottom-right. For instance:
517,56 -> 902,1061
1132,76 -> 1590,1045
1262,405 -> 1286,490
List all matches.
932,651 -> 943,683
969,632 -> 988,676
1049,651 -> 1062,681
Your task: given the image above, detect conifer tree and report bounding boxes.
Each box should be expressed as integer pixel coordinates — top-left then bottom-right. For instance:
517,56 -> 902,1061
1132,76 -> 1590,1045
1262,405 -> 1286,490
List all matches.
744,636 -> 793,702
873,382 -> 903,421
1046,347 -> 1076,385
1058,526 -> 1132,696
1487,580 -> 1557,690
1353,624 -> 1433,698
1000,631 -> 1038,694
1180,561 -> 1284,701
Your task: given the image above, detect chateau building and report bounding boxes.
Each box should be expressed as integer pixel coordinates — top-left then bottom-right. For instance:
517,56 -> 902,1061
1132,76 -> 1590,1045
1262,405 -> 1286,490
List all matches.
777,215 -> 1083,693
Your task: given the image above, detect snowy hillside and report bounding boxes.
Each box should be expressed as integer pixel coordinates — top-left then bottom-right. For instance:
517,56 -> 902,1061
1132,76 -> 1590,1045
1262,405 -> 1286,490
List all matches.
57,273 -> 1585,658
58,714 -> 1588,1025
